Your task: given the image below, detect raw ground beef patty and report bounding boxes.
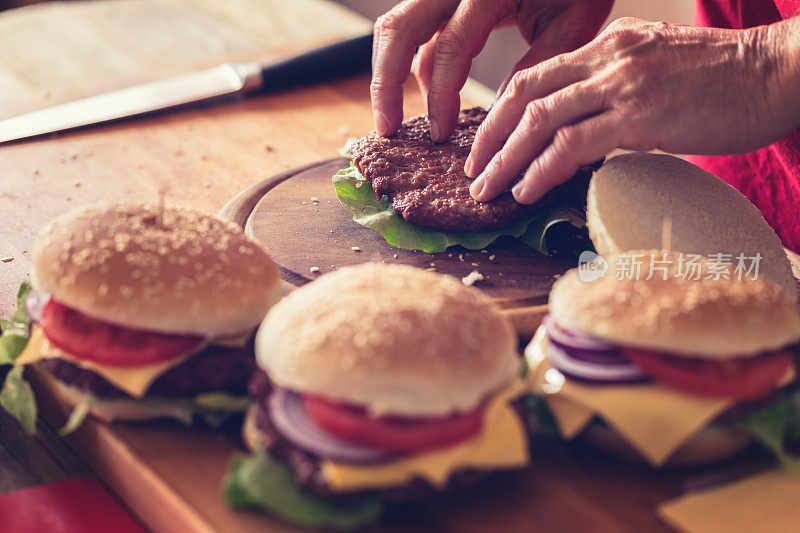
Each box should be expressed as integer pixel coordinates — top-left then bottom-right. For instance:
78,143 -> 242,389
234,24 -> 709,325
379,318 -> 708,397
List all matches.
349,107 -> 594,233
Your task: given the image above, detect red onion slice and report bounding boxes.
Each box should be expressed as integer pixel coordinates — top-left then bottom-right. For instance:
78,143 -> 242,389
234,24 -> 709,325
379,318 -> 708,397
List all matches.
542,315 -> 649,384
269,388 -> 395,465
548,338 -> 632,365
543,314 -> 619,351
546,342 -> 649,383
24,291 -> 50,323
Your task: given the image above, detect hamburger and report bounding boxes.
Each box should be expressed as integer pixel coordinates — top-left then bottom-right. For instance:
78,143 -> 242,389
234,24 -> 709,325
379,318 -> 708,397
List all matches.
1,202 -> 280,429
225,263 -> 530,528
525,251 -> 800,467
333,107 -> 599,254
587,152 -> 796,298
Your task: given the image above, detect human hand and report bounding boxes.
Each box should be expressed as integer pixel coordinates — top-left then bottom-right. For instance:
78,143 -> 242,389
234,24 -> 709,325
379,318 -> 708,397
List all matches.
371,0 -> 612,141
467,17 -> 800,204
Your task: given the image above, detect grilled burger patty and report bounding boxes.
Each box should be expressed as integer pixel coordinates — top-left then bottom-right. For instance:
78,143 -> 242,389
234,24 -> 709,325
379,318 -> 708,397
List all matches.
248,370 -> 511,501
43,340 -> 255,398
349,107 -> 596,232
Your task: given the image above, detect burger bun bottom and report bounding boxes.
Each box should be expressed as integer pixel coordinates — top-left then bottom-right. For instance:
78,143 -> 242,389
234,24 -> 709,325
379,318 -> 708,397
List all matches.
242,404 -> 262,452
43,370 -> 196,424
581,423 -> 753,467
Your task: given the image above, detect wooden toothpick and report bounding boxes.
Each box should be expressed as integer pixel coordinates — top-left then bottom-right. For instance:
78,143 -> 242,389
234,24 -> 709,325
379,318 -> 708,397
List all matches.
661,217 -> 672,253
157,186 -> 168,226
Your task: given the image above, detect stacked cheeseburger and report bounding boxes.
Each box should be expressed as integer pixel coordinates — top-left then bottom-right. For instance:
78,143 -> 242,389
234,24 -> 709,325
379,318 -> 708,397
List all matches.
226,263 -> 531,528
526,251 -> 800,466
12,202 -> 280,424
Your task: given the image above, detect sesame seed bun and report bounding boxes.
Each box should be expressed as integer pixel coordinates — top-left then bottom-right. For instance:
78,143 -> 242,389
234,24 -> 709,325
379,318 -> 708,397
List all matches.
587,152 -> 797,299
32,202 -> 280,338
255,263 -> 519,417
549,251 -> 800,358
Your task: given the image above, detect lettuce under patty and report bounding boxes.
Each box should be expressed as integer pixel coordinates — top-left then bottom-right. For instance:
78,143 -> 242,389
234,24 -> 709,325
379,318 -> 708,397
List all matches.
736,389 -> 800,470
58,391 -> 251,434
332,164 -> 589,255
0,280 -> 36,434
224,450 -> 382,530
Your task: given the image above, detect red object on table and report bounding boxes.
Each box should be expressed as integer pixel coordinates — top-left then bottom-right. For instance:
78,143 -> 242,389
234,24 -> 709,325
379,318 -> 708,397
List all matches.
693,0 -> 800,254
0,478 -> 146,533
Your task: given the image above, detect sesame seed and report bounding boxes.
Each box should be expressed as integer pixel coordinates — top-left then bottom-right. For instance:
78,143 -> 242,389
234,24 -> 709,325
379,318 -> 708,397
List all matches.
310,266 -> 320,273
351,246 -> 361,252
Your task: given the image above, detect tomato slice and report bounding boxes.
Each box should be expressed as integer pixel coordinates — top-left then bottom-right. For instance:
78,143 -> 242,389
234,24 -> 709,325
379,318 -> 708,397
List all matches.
39,300 -> 204,367
624,347 -> 795,400
303,395 -> 484,453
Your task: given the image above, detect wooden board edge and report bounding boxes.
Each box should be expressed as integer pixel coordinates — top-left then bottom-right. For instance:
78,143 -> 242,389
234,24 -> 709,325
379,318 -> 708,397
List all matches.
29,367 -> 220,533
218,157 -> 551,336
218,157 -> 348,228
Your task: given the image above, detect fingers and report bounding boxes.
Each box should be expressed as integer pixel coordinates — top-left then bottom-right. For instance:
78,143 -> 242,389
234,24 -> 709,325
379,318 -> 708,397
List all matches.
426,0 -> 511,141
513,111 -> 622,204
371,0 -> 459,136
467,51 -> 589,178
412,37 -> 437,101
496,23 -> 584,98
469,80 -> 605,201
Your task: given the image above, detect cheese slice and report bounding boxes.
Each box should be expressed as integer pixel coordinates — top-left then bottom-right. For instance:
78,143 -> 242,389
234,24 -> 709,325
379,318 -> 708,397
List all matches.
320,379 -> 529,492
658,469 -> 800,533
525,327 -> 734,466
16,326 -> 200,398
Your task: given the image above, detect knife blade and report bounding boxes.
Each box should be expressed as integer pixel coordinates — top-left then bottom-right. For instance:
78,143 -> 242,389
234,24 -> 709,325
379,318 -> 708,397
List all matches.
0,33 -> 372,144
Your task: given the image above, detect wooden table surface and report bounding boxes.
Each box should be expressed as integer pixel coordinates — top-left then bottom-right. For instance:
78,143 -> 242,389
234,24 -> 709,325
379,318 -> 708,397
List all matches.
0,0 -> 492,507
0,3 -> 751,533
0,0 -> 374,491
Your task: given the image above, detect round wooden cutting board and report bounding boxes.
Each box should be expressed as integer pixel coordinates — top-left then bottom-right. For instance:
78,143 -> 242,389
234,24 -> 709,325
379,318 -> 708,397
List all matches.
219,157 -> 577,332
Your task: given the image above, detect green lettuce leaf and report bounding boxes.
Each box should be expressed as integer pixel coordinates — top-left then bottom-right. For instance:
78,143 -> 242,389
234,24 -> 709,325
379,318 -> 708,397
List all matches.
525,394 -> 559,436
0,281 -> 37,434
194,391 -> 250,412
0,280 -> 31,365
737,389 -> 800,470
0,366 -> 37,435
59,393 -> 96,436
332,165 -> 589,254
224,451 -> 382,530
70,392 -> 250,431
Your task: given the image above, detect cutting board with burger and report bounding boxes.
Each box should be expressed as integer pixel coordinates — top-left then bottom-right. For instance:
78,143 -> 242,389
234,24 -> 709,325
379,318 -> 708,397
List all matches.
3,134 -> 800,533
220,108 -> 598,338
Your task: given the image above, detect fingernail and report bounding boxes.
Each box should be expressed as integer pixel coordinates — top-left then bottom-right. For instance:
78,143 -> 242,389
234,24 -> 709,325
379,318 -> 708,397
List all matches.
430,118 -> 440,141
512,181 -> 525,201
470,175 -> 485,200
374,111 -> 389,136
464,155 -> 474,177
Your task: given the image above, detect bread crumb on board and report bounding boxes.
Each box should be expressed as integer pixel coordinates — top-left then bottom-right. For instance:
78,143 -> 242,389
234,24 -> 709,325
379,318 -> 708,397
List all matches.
351,246 -> 361,252
309,266 -> 320,273
461,270 -> 484,286
1,256 -> 14,263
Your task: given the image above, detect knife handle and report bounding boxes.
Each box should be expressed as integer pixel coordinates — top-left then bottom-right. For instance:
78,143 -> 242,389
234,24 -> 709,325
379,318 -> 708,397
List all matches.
259,33 -> 373,93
